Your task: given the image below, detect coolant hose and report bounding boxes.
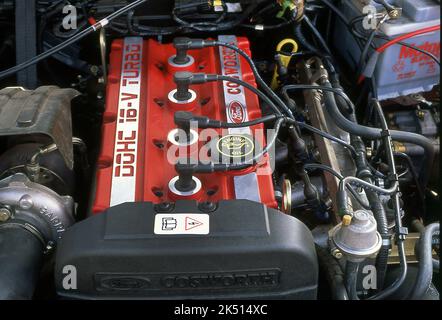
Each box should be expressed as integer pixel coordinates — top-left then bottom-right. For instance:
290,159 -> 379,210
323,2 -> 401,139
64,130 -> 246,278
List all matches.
322,80 -> 435,187
410,223 -> 440,299
0,224 -> 44,299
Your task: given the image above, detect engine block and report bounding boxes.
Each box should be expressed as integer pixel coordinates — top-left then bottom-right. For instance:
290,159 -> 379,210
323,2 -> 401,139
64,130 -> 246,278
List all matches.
93,36 -> 277,213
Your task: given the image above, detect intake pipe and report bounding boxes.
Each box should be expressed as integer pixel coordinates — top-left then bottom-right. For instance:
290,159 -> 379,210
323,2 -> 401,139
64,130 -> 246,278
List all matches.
0,174 -> 75,300
0,224 -> 44,299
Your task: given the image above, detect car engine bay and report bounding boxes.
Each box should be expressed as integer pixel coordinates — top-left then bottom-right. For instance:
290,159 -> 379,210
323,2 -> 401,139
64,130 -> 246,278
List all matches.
0,0 -> 440,300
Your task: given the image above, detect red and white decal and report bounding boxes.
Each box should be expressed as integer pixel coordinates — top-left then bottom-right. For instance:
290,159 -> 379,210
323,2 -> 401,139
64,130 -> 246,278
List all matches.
218,35 -> 250,135
218,35 -> 261,203
110,37 -> 143,206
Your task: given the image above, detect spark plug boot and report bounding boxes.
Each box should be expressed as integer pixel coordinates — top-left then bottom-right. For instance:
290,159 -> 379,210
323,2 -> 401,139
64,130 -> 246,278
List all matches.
172,38 -> 216,65
174,111 -> 222,132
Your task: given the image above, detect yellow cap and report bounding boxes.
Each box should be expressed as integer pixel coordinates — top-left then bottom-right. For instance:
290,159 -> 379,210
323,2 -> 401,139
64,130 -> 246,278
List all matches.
342,215 -> 352,226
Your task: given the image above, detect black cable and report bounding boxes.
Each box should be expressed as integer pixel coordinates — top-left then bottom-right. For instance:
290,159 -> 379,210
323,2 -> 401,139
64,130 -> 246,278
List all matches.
177,72 -> 287,171
216,114 -> 279,128
215,75 -> 283,116
126,10 -> 178,36
367,99 -> 407,300
302,14 -> 333,59
203,77 -> 370,175
350,17 -> 441,66
304,163 -> 371,210
283,84 -> 386,179
174,1 -> 263,33
240,16 -> 296,30
357,22 -> 379,76
0,0 -> 148,81
172,2 -> 227,29
240,6 -> 297,31
177,116 -> 285,174
293,22 -> 337,76
373,0 -> 396,12
308,80 -> 434,188
394,152 -> 426,218
378,37 -> 440,66
224,117 -> 285,171
282,84 -> 355,112
212,41 -> 294,118
240,0 -> 297,30
291,121 -> 357,157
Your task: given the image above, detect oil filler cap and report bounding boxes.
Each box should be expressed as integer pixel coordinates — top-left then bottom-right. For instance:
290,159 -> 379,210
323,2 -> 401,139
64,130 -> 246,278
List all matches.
206,133 -> 261,165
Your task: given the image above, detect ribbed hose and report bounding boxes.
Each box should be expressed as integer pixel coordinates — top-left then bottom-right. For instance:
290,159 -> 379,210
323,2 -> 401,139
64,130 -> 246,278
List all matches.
365,189 -> 390,290
410,223 -> 440,299
0,224 -> 44,299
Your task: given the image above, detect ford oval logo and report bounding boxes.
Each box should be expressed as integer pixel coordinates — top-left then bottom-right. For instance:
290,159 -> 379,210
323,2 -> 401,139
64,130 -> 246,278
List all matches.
228,101 -> 246,124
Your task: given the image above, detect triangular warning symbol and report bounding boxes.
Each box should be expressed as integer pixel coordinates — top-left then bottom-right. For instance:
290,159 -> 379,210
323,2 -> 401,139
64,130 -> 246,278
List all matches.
185,216 -> 203,230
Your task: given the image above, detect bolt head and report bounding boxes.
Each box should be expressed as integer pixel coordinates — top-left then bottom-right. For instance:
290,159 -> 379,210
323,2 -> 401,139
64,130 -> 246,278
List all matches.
389,9 -> 401,19
332,249 -> 343,259
19,194 -> 33,209
416,110 -> 426,120
0,208 -> 12,222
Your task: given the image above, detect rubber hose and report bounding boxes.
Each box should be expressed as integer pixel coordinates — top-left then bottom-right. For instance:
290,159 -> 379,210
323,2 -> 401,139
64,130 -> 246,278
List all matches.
316,245 -> 349,300
344,260 -> 360,300
366,189 -> 390,289
0,224 -> 44,299
322,80 -> 435,187
410,223 -> 440,299
293,22 -> 337,76
334,91 -> 391,291
350,130 -> 390,291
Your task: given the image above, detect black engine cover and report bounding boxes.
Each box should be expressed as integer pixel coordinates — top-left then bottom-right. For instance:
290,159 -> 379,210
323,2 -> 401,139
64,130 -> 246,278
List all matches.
55,200 -> 318,299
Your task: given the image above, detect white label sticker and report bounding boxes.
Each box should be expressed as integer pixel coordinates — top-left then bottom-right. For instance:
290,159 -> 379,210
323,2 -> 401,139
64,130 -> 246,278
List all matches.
110,37 -> 143,206
154,214 -> 210,235
218,35 -> 261,202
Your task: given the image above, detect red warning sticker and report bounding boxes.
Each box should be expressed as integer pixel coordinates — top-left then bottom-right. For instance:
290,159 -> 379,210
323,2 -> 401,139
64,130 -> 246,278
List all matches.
154,214 -> 209,235
185,216 -> 204,230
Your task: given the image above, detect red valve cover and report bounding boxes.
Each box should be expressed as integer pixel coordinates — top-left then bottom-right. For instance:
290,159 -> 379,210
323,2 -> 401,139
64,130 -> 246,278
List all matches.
92,36 -> 277,213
